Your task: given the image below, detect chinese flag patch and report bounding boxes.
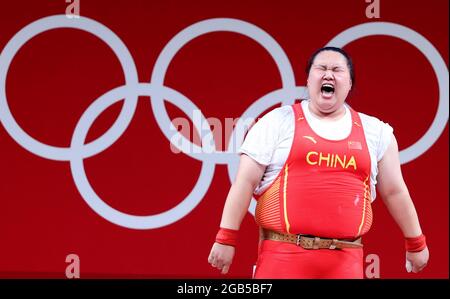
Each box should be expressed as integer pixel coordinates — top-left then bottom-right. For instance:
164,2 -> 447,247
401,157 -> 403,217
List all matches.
348,141 -> 362,150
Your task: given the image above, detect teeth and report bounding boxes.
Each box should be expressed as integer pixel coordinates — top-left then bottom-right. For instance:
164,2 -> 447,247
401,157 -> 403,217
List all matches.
321,83 -> 335,93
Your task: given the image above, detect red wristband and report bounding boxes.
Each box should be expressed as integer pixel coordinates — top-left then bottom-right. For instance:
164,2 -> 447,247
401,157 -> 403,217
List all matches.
405,234 -> 427,252
215,227 -> 238,247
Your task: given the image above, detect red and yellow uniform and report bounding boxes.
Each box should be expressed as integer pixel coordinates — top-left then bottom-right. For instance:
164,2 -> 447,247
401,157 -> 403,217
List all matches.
253,103 -> 372,278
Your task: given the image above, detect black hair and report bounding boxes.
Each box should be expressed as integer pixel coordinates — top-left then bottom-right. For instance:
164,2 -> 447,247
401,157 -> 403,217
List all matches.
306,46 -> 355,90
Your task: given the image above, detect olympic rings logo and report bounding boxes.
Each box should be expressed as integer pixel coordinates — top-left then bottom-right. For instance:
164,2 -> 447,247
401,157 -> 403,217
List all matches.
0,15 -> 448,229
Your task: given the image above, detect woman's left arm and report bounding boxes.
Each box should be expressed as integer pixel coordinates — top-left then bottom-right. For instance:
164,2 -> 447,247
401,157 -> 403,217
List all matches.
376,135 -> 429,273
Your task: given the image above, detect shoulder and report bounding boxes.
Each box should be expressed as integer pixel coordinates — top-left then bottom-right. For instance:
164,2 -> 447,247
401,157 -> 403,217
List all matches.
357,111 -> 393,135
239,105 -> 294,165
357,110 -> 394,161
250,105 -> 294,132
258,105 -> 293,122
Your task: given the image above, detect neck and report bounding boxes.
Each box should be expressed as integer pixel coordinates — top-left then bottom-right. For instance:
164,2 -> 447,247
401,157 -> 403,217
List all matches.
307,101 -> 346,121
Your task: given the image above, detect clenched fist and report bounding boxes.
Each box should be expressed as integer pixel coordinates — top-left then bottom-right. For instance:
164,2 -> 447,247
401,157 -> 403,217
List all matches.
208,242 -> 235,274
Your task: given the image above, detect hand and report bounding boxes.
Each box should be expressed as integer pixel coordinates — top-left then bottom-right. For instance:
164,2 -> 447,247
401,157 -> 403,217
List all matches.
208,242 -> 235,274
405,246 -> 429,273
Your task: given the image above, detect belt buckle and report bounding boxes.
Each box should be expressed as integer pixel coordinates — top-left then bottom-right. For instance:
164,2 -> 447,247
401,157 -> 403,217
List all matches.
296,234 -> 315,249
296,235 -> 326,249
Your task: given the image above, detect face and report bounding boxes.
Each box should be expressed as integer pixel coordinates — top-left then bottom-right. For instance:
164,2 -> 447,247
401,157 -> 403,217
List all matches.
307,50 -> 352,115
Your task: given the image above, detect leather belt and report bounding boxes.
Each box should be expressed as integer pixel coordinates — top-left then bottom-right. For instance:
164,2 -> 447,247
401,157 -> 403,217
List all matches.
262,229 -> 363,250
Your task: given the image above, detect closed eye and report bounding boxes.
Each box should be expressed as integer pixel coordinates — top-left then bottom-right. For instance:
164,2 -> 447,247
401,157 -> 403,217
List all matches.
313,65 -> 344,72
313,65 -> 327,71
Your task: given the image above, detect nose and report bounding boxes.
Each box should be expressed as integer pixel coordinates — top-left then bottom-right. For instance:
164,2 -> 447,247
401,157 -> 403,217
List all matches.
323,69 -> 334,79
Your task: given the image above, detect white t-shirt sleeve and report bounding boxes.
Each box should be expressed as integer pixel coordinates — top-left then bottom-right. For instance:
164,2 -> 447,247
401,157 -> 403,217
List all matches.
359,112 -> 394,162
377,120 -> 394,161
359,112 -> 394,201
238,107 -> 287,166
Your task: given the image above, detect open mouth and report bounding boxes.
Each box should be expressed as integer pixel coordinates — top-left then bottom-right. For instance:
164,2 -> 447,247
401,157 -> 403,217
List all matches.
320,83 -> 335,97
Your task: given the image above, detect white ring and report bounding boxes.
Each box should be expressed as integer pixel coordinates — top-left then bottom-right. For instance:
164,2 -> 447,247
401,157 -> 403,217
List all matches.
150,18 -> 296,163
70,83 -> 215,229
0,15 -> 139,161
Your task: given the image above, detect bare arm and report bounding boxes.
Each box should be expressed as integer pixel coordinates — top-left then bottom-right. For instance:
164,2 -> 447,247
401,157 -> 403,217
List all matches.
377,135 -> 429,272
208,154 -> 266,274
377,136 -> 422,237
219,154 -> 266,230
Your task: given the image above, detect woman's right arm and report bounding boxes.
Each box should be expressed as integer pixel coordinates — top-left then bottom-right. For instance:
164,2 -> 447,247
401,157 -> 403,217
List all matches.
208,154 -> 266,274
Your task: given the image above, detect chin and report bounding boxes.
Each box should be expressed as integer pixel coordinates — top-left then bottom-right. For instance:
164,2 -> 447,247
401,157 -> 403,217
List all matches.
317,99 -> 341,113
319,97 -> 337,107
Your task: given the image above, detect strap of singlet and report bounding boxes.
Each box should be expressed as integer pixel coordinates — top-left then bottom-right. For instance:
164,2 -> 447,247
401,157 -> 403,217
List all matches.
292,102 -> 305,121
348,106 -> 363,129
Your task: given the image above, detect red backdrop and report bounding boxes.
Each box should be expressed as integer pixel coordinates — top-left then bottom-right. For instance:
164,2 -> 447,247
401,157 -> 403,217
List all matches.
0,0 -> 447,278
